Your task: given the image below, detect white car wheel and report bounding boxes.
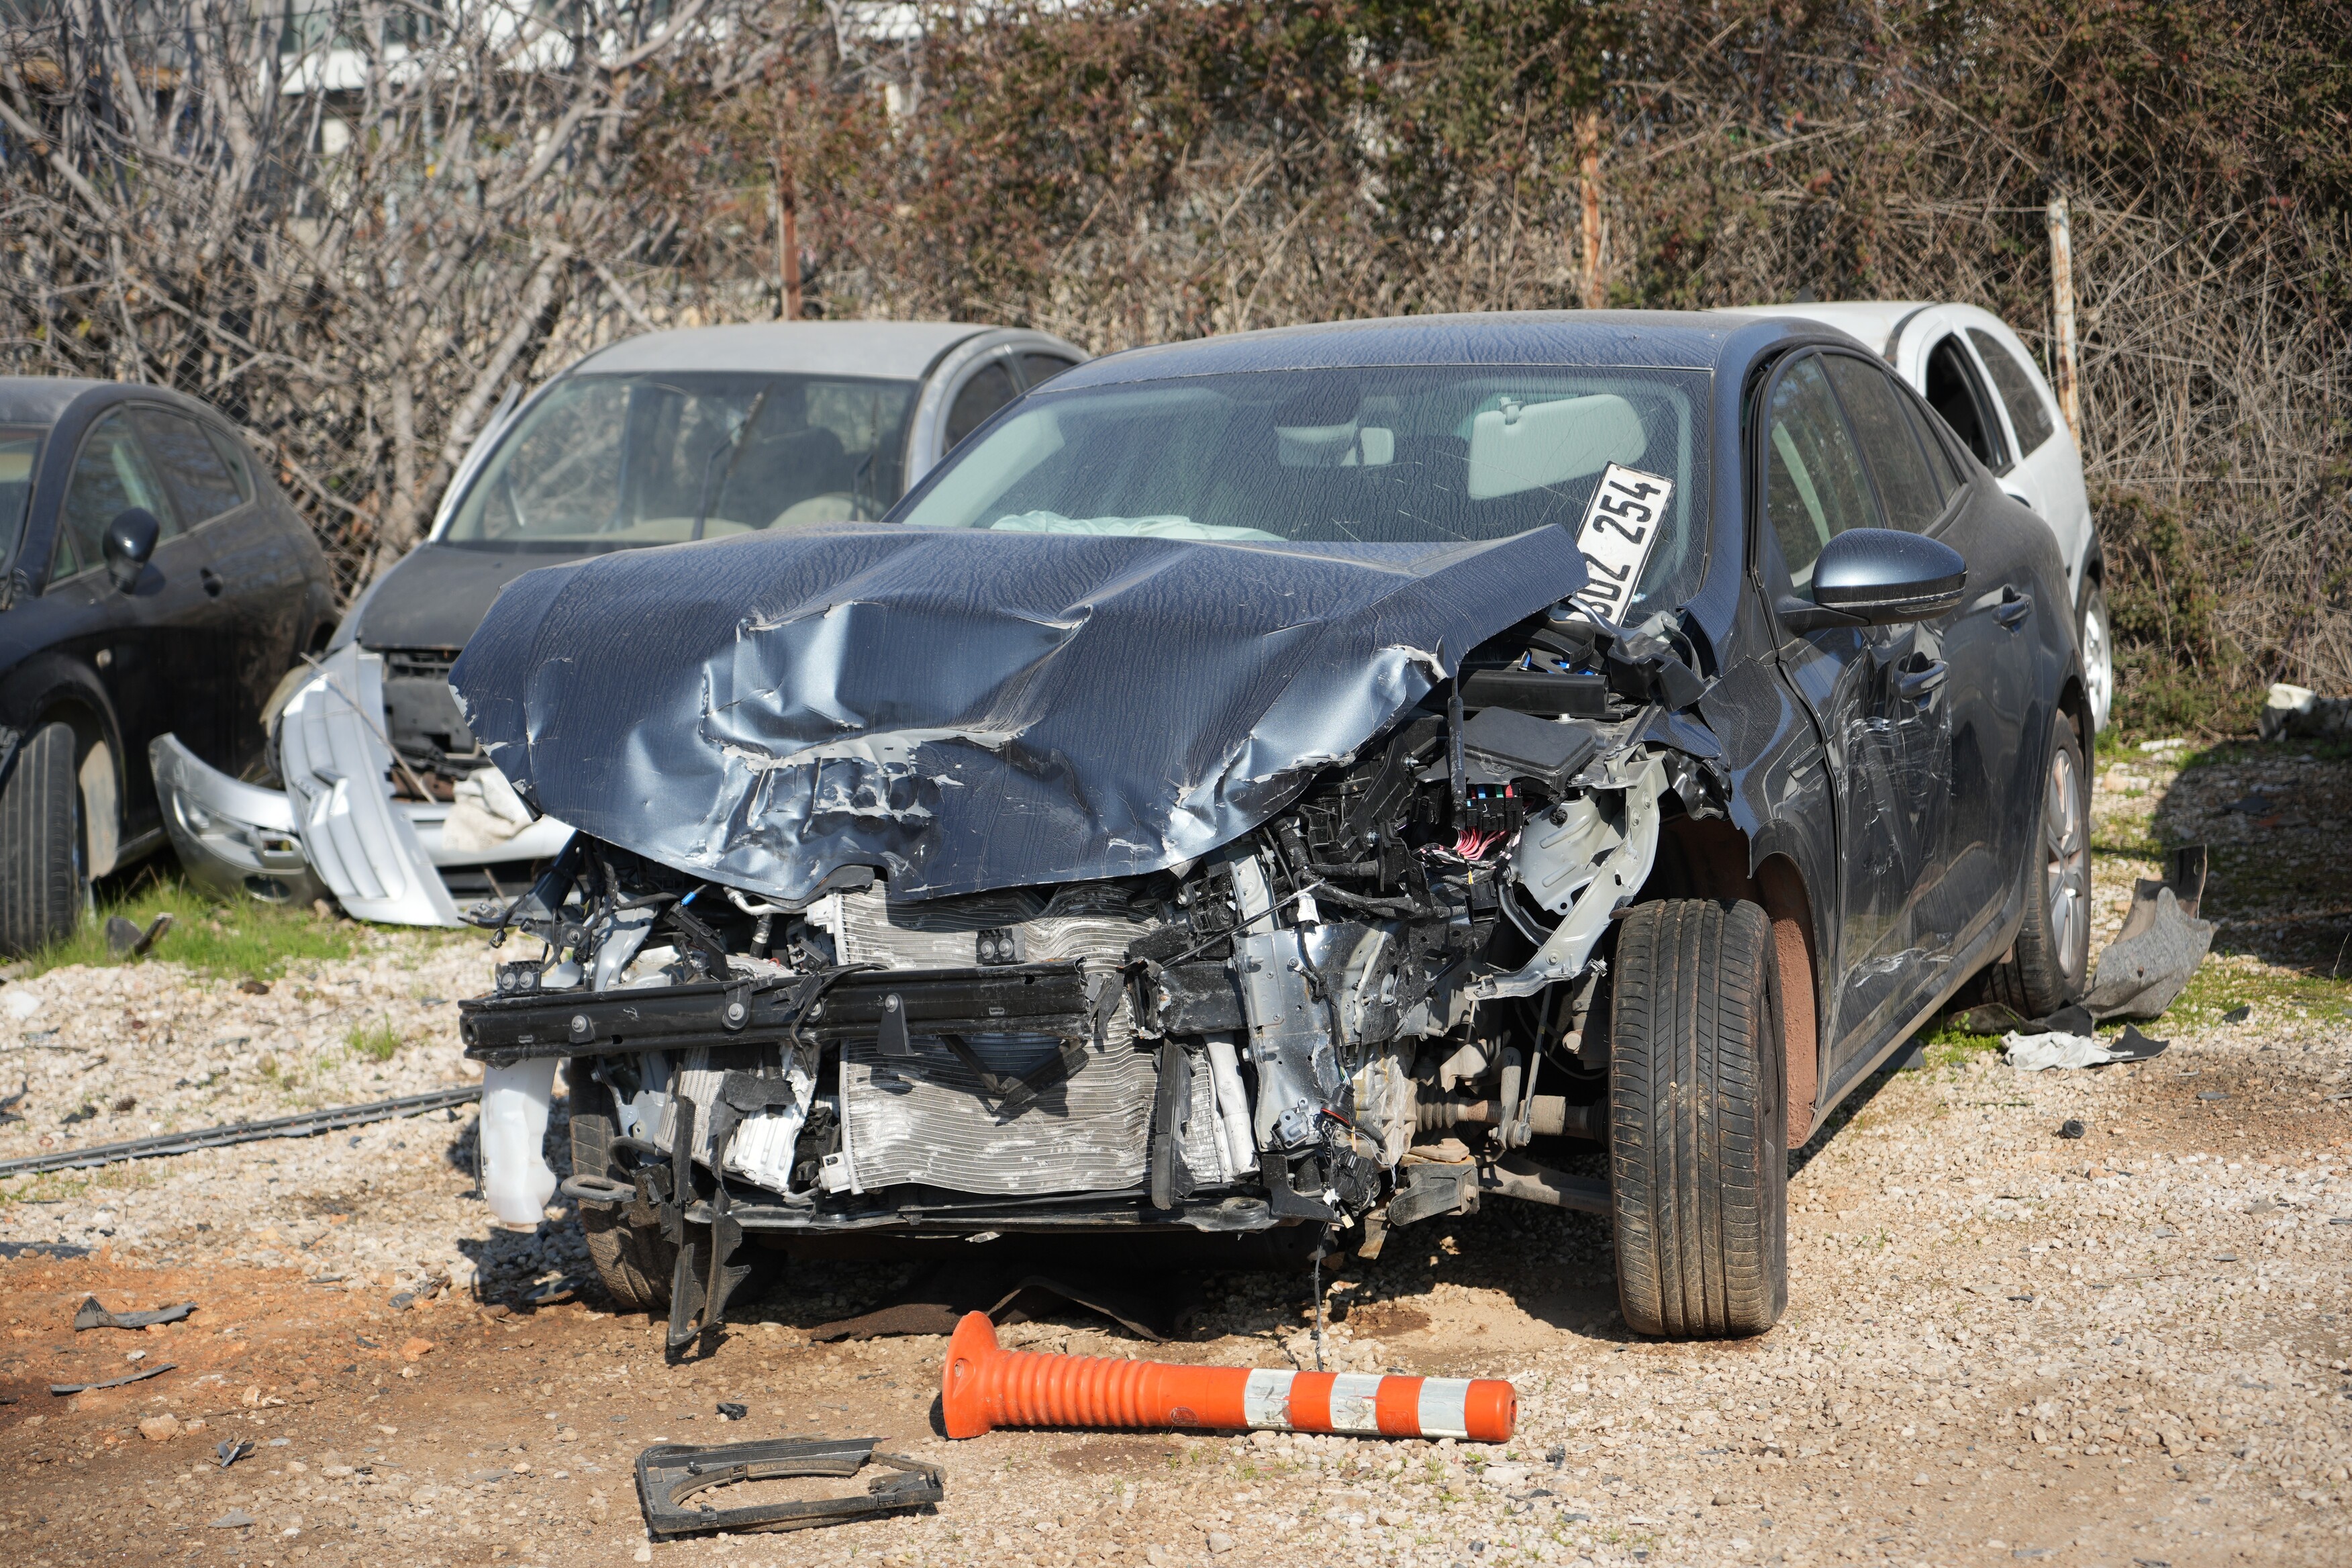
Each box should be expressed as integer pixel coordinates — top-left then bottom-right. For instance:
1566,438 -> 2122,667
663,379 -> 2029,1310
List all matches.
2079,582 -> 2114,734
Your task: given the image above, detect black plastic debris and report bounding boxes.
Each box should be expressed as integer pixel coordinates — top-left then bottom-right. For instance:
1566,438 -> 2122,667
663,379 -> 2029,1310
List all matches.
716,1402 -> 746,1421
50,1361 -> 174,1395
634,1435 -> 942,1537
2079,848 -> 2212,1022
0,1081 -> 24,1126
2108,1025 -> 2169,1063
2057,1119 -> 2086,1140
103,912 -> 174,959
0,1242 -> 91,1261
73,1295 -> 194,1331
2220,1004 -> 2251,1024
215,1439 -> 255,1469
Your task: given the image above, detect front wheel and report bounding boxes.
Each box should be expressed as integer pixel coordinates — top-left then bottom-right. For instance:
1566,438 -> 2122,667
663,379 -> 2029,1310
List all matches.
1608,899 -> 1787,1339
571,1097 -> 675,1312
0,722 -> 89,957
1988,715 -> 2092,1018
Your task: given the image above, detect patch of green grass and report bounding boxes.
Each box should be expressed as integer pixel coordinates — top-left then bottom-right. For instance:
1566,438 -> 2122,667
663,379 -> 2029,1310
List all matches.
15,876 -> 357,982
1917,1017 -> 2004,1069
346,1016 -> 403,1062
2158,959 -> 2352,1031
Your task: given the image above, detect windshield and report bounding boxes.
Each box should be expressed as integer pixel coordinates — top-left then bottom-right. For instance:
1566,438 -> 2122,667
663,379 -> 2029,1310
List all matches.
0,427 -> 38,569
442,372 -> 916,548
896,364 -> 1710,616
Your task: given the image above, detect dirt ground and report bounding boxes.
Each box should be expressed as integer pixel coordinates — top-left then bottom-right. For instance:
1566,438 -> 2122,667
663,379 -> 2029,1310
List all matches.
2,740 -> 2347,1568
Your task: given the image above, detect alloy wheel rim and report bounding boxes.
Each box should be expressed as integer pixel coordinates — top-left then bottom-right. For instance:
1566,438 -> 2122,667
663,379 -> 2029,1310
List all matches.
2083,602 -> 2114,732
2044,745 -> 2088,977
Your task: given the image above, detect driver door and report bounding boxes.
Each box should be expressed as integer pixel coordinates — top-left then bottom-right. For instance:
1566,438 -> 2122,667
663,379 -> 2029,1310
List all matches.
44,409 -> 224,840
1757,353 -> 1955,1091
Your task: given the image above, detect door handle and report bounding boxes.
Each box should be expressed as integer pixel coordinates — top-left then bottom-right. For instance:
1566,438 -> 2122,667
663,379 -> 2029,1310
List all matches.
1897,660 -> 1949,701
200,567 -> 224,599
1994,589 -> 2031,628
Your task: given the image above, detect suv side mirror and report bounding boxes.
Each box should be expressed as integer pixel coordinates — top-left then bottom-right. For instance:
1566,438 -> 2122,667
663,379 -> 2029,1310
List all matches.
103,507 -> 160,592
1779,528 -> 1967,631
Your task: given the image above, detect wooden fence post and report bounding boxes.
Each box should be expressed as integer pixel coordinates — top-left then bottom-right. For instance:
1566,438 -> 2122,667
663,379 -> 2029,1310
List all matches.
777,97 -> 803,321
1578,111 -> 1604,309
2045,193 -> 2081,441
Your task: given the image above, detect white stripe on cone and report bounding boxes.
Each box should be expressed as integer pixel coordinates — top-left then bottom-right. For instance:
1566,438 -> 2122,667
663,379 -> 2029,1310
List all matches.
1233,1368 -> 1479,1438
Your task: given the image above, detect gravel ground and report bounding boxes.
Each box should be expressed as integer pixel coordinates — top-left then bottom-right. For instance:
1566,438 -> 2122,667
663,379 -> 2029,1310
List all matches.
1,742 -> 2347,1568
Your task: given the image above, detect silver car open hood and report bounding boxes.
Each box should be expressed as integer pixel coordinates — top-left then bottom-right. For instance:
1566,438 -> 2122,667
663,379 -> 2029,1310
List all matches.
450,523 -> 1589,901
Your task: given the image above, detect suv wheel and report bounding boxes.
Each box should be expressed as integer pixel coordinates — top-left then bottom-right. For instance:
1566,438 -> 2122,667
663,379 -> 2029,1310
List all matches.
0,723 -> 89,957
571,1095 -> 675,1312
1608,898 -> 1787,1338
1988,716 -> 2092,1018
2079,581 -> 2114,734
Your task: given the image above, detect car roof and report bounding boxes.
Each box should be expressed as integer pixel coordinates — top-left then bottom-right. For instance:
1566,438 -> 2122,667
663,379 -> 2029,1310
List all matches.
0,377 -> 126,428
1051,310 -> 1828,389
1716,302 -> 1946,358
570,322 -> 1014,381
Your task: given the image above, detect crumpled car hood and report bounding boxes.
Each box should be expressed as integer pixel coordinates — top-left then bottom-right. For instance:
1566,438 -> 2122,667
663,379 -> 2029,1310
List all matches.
450,524 -> 1587,901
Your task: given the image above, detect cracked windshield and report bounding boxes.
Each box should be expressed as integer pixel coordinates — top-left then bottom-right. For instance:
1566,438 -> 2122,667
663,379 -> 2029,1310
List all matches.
442,371 -> 914,547
900,365 -> 1709,616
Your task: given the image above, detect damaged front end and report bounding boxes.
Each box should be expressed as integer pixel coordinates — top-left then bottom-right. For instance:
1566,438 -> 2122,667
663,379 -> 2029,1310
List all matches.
152,644 -> 576,924
452,528 -> 1720,1348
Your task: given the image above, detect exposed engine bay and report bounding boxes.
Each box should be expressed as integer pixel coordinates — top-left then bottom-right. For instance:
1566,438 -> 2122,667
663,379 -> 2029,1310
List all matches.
458,593 -> 1725,1343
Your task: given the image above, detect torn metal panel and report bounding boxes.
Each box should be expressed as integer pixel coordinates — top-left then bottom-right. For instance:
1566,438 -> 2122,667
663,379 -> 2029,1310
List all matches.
450,524 -> 1587,903
276,646 -> 464,926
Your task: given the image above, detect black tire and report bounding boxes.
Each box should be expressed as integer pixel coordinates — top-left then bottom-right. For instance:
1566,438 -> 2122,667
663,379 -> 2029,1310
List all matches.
1608,898 -> 1787,1338
571,1099 -> 674,1312
0,722 -> 88,958
1987,716 -> 2092,1019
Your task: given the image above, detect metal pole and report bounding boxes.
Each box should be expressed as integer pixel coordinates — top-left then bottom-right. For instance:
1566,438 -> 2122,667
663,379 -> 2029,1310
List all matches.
2045,193 -> 2081,442
1578,111 -> 1604,310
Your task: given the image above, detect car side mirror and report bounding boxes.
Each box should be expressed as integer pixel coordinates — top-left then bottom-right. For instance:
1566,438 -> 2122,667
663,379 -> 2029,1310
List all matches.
1779,528 -> 1967,631
103,507 -> 160,592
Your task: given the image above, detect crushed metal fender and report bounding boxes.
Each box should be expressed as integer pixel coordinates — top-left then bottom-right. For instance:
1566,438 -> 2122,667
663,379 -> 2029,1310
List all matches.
449,524 -> 1589,903
634,1436 -> 942,1537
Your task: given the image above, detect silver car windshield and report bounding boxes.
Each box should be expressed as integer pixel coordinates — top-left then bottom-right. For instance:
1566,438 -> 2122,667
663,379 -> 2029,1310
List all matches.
442,372 -> 916,548
896,365 -> 1710,615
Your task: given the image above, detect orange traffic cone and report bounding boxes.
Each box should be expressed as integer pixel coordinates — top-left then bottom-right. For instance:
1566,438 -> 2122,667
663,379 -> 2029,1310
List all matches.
940,1312 -> 1516,1442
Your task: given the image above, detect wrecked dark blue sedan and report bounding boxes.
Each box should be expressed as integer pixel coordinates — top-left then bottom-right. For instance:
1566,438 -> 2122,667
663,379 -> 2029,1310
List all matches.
451,313 -> 2089,1347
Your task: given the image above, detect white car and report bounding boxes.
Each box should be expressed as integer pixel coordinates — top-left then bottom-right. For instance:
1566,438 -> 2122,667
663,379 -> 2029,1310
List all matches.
1726,301 -> 2112,732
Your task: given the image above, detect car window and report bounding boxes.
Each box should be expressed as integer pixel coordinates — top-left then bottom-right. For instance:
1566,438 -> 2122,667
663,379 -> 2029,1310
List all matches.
1019,354 -> 1077,390
1923,336 -> 2007,472
1900,396 -> 1962,498
1764,355 -> 1880,589
131,407 -> 248,527
52,411 -> 177,581
0,427 -> 38,570
945,358 -> 1020,448
203,426 -> 256,504
443,372 -> 916,546
1965,328 -> 2059,456
1821,354 -> 1945,533
898,364 -> 1713,620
